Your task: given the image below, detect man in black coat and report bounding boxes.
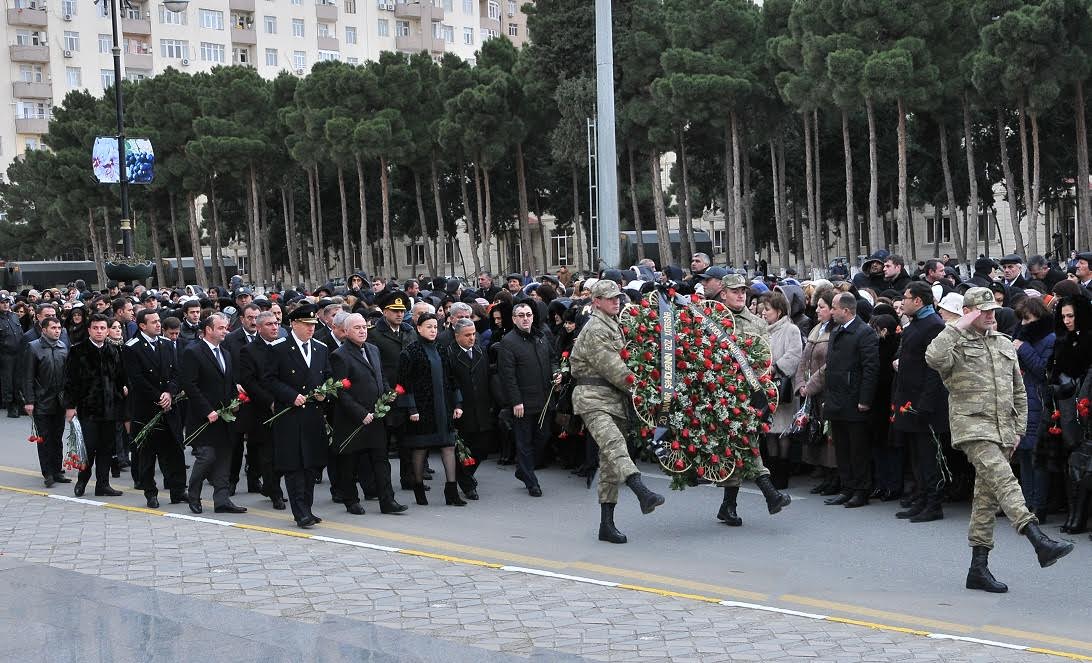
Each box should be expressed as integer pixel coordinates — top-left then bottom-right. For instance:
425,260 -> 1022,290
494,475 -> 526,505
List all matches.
178,299 -> 202,347
1027,254 -> 1065,291
63,314 -> 127,497
999,254 -> 1029,291
823,292 -> 880,508
367,290 -> 420,490
267,303 -> 332,528
23,315 -> 68,487
222,302 -> 263,495
892,282 -> 949,522
496,301 -> 557,497
329,313 -> 407,515
180,312 -> 246,515
237,311 -> 285,510
881,254 -> 913,293
122,309 -> 186,509
446,317 -> 494,500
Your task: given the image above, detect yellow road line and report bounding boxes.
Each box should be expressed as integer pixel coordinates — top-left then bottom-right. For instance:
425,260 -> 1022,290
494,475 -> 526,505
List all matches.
1026,648 -> 1092,661
103,503 -> 165,516
398,549 -> 504,568
0,464 -> 46,478
232,523 -> 314,538
614,583 -> 723,604
983,626 -> 1092,654
569,561 -> 768,602
781,594 -> 974,633
0,485 -> 49,496
825,616 -> 932,637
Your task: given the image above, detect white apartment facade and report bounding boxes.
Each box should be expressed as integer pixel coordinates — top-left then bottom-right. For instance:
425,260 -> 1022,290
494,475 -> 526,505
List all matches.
1,0 -> 528,173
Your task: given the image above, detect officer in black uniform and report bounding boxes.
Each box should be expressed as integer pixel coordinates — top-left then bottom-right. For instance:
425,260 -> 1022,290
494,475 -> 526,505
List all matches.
367,291 -> 421,491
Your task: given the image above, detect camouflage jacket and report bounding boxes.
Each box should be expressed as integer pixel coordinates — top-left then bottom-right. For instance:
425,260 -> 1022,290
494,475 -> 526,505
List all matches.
728,306 -> 769,341
924,323 -> 1027,447
570,308 -> 635,416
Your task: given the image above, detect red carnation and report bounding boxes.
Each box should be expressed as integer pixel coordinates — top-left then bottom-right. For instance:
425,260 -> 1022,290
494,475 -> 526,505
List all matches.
687,444 -> 696,454
671,441 -> 680,450
395,384 -> 406,395
674,459 -> 685,470
619,348 -> 631,360
625,374 -> 636,385
561,351 -> 569,359
341,378 -> 352,389
1051,410 -> 1061,421
238,392 -> 250,403
695,466 -> 706,477
1048,425 -> 1062,435
710,454 -> 720,464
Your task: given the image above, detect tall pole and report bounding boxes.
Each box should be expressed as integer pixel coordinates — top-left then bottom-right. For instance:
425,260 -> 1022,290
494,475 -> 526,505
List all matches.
594,0 -> 619,270
109,0 -> 132,258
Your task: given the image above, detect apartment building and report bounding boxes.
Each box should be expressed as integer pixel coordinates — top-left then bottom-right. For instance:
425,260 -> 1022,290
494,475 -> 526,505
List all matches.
1,0 -> 528,173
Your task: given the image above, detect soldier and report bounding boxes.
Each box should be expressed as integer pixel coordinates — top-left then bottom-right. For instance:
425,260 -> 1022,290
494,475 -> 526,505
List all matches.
711,273 -> 792,525
570,279 -> 664,544
925,287 -> 1073,593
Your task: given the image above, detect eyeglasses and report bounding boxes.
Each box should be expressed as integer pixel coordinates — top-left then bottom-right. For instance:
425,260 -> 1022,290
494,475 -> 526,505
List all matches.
513,313 -> 534,318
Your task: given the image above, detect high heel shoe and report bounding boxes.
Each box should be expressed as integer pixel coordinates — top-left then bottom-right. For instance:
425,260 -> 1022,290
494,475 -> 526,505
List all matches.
444,482 -> 467,506
413,483 -> 428,506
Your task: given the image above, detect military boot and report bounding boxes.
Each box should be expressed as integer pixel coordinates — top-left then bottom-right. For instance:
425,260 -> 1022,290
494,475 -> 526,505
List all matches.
896,497 -> 926,519
1023,521 -> 1074,568
716,486 -> 743,526
755,475 -> 791,514
625,473 -> 664,514
598,503 -> 627,544
909,500 -> 944,523
965,546 -> 1008,593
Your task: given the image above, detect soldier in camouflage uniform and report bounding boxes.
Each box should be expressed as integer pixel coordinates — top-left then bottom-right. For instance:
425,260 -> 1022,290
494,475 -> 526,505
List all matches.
711,273 -> 791,525
926,287 -> 1073,593
570,279 -> 665,544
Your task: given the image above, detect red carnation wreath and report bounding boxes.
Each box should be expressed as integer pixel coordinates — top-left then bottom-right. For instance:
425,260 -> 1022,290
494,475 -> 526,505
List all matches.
619,291 -> 776,490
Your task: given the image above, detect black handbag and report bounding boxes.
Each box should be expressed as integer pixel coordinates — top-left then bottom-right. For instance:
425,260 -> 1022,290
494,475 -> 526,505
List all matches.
777,372 -> 794,404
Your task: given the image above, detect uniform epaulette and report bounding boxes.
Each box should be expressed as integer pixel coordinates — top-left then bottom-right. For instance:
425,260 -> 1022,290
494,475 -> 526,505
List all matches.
312,339 -> 327,348
125,337 -> 141,347
269,337 -> 286,346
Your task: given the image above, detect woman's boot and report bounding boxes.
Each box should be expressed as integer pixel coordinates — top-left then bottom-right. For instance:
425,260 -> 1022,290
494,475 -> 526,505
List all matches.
444,481 -> 467,506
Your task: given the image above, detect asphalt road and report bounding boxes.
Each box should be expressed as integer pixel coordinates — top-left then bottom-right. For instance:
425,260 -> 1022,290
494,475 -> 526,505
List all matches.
1,414 -> 1089,655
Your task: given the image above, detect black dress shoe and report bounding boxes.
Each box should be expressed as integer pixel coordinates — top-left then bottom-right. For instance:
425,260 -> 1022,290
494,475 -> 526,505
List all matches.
170,495 -> 189,505
95,486 -> 123,497
247,481 -> 264,494
331,494 -> 346,504
824,492 -> 852,506
380,500 -> 408,514
271,496 -> 286,510
189,499 -> 203,514
312,515 -> 323,523
346,502 -> 366,515
146,497 -> 160,509
528,486 -> 543,497
53,474 -> 72,483
297,516 -> 316,528
214,504 -> 247,514
463,487 -> 479,500
363,493 -> 380,501
844,491 -> 869,508
43,476 -> 55,488
111,467 -> 121,478
73,482 -> 86,497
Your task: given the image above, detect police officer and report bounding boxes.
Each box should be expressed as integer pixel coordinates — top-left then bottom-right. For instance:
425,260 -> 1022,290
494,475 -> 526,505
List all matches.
570,280 -> 664,544
926,287 -> 1073,593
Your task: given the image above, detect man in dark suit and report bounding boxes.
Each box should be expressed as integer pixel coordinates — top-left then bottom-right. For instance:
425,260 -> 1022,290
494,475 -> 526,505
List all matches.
329,313 -> 407,515
1000,254 -> 1029,291
1027,254 -> 1066,291
180,312 -> 246,515
892,282 -> 949,523
22,315 -> 68,487
222,302 -> 263,495
367,290 -> 421,491
63,314 -> 127,497
267,303 -> 332,528
312,302 -> 340,349
237,311 -> 286,510
823,292 -> 880,508
123,309 -> 186,509
446,318 -> 494,500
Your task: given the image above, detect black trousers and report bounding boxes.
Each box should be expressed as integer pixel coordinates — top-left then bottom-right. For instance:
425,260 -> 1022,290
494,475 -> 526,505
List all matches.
0,353 -> 15,407
905,430 -> 946,504
333,448 -> 393,506
188,445 -> 232,508
230,433 -> 263,489
830,420 -> 872,492
455,430 -> 492,489
250,431 -> 283,500
78,418 -> 116,488
33,411 -> 64,479
284,469 -> 316,523
136,426 -> 187,499
512,415 -> 547,489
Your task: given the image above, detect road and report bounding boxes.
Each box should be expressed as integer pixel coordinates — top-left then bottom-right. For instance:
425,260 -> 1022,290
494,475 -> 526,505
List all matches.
0,413 -> 1088,661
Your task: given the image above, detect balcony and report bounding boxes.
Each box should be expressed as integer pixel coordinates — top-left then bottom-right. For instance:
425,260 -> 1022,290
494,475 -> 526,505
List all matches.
394,2 -> 440,21
395,33 -> 443,54
122,17 -> 152,34
315,2 -> 336,21
480,15 -> 500,32
9,43 -> 49,62
229,0 -> 254,10
7,7 -> 47,27
125,51 -> 152,68
317,35 -> 338,51
15,117 -> 49,134
13,81 -> 52,98
232,27 -> 257,45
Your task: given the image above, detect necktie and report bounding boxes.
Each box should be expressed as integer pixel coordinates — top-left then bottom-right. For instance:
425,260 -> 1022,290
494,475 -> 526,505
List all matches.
213,346 -> 225,373
360,347 -> 369,366
467,348 -> 473,360
246,333 -> 253,343
301,342 -> 310,366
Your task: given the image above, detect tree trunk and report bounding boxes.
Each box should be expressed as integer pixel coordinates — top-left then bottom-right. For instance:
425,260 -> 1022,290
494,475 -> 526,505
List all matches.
148,207 -> 166,287
281,184 -> 300,286
209,177 -> 226,286
571,163 -> 584,272
515,142 -> 533,273
483,165 -> 494,273
678,131 -> 694,264
896,98 -> 912,259
1029,111 -> 1042,256
812,109 -> 823,270
259,188 -> 272,287
336,165 -> 352,276
627,144 -> 645,262
743,141 -> 754,269
648,150 -> 672,269
306,165 -> 320,285
88,208 -> 107,288
803,112 -> 816,274
723,127 -> 733,264
731,112 -> 745,268
460,162 -> 481,277
1077,80 -> 1091,248
379,156 -> 393,279
963,95 -> 981,262
168,193 -> 184,286
354,156 -> 372,277
866,97 -> 881,251
1017,101 -> 1035,256
938,119 -> 965,263
185,193 -> 208,288
770,140 -> 789,269
247,167 -> 263,286
430,155 -> 450,275
996,107 -> 1026,258
842,110 -> 859,264
473,160 -> 491,274
413,171 -> 437,276
102,207 -> 113,256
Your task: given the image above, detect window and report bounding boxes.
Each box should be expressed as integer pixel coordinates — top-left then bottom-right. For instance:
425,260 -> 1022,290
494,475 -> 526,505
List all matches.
292,50 -> 306,69
263,15 -> 276,33
200,41 -> 226,62
345,26 -> 357,43
292,18 -> 304,37
125,69 -> 150,81
507,22 -> 517,36
61,0 -> 76,16
63,31 -> 80,51
318,50 -> 339,61
344,0 -> 356,13
66,66 -> 82,88
440,0 -> 452,10
199,9 -> 224,30
265,47 -> 278,66
100,69 -> 114,89
25,137 -> 41,151
377,18 -> 389,36
481,27 -> 496,41
160,38 -> 188,58
395,19 -> 410,36
232,12 -> 254,29
405,244 -> 425,265
317,22 -> 330,37
98,1 -> 109,17
233,46 -> 250,64
125,6 -> 141,19
440,23 -> 454,43
927,215 -> 951,245
159,5 -> 187,24
19,64 -> 44,83
98,33 -> 112,53
463,27 -> 473,45
487,0 -> 499,19
346,56 -> 358,64
977,213 -> 998,242
290,0 -> 301,5
551,231 -> 572,266
507,0 -> 516,15
463,0 -> 472,12
17,100 -> 49,118
712,230 -> 726,254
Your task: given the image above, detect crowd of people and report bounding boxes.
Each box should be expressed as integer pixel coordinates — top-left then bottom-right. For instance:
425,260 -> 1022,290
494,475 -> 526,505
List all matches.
0,248 -> 1085,587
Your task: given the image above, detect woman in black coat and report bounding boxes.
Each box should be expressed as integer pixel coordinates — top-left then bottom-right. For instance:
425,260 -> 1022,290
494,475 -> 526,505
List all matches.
396,314 -> 464,507
868,312 -> 902,501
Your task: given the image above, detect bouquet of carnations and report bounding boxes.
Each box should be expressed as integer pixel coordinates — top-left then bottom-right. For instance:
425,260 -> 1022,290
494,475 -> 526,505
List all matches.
264,378 -> 350,425
27,419 -> 44,445
455,433 -> 476,468
63,417 -> 89,473
184,391 -> 249,446
131,391 -> 187,450
334,384 -> 404,453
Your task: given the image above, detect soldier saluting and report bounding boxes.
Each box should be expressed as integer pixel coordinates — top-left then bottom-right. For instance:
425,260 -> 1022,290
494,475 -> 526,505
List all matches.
926,286 -> 1073,593
570,280 -> 664,544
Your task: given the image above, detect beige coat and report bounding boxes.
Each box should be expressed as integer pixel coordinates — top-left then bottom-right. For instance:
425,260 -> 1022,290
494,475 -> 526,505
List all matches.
768,315 -> 802,435
798,322 -> 836,468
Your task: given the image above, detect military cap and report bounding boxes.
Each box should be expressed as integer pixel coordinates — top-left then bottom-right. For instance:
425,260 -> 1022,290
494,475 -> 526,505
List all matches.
375,290 -> 409,311
963,286 -> 1000,311
233,287 -> 253,298
590,280 -> 623,299
288,302 -> 320,324
700,266 -> 729,281
999,254 -> 1023,265
722,273 -> 749,289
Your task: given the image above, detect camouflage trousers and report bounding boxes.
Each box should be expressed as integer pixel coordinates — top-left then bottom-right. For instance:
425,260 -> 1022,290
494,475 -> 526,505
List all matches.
582,410 -> 639,504
959,438 -> 1036,549
719,454 -> 771,488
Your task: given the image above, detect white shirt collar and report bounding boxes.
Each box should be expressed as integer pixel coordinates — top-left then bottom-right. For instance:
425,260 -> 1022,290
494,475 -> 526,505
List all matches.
203,338 -> 221,352
140,331 -> 158,345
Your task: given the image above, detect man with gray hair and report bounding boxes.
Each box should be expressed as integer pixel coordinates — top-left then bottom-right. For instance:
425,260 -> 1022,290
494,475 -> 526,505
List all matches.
686,252 -> 711,289
411,301 -> 434,325
438,301 -> 473,349
446,316 -> 494,500
329,311 -> 350,350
